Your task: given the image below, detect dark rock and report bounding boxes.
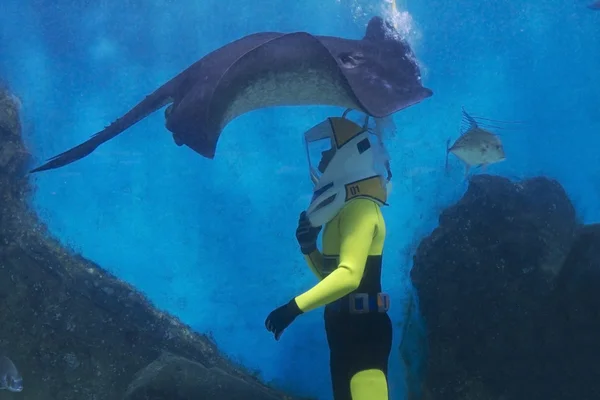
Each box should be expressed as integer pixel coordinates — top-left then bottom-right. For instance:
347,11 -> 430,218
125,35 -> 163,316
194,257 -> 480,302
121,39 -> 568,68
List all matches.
0,86 -> 307,400
539,223 -> 600,400
410,174 -> 579,400
124,352 -> 289,400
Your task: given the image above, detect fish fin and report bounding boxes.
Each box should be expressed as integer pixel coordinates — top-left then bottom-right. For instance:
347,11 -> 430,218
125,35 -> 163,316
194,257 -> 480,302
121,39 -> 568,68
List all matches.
444,138 -> 451,175
461,106 -> 479,130
464,164 -> 470,178
481,163 -> 488,172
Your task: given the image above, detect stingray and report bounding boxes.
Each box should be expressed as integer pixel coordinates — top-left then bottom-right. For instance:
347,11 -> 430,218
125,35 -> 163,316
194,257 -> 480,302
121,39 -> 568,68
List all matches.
30,16 -> 433,173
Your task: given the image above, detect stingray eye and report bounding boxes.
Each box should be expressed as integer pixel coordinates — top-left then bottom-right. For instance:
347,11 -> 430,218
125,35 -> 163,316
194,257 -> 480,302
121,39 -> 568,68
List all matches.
339,52 -> 365,68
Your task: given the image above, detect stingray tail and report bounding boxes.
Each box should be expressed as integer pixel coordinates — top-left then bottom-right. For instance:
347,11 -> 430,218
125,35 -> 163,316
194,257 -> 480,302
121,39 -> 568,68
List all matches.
29,90 -> 173,173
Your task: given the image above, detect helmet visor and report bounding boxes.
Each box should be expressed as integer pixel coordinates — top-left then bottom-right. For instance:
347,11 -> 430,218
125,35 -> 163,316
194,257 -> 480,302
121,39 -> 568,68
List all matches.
304,119 -> 336,185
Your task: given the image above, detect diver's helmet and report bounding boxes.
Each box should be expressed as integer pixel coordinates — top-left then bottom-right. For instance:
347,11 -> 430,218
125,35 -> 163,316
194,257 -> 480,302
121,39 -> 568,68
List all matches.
304,110 -> 392,227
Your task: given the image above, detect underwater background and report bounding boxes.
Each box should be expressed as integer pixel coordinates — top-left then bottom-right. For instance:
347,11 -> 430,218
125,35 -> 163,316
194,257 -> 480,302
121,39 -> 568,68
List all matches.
1,0 -> 599,399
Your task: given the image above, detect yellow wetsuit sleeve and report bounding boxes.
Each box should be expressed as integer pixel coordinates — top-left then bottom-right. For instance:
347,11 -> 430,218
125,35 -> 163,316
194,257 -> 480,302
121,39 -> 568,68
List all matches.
294,200 -> 378,313
304,250 -> 325,280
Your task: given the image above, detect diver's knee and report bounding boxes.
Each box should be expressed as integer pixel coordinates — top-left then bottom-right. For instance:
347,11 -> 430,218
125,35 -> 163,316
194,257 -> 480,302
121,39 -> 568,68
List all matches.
350,369 -> 388,400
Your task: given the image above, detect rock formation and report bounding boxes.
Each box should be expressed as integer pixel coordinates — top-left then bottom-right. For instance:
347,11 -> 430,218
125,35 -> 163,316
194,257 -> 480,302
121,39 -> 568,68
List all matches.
410,174 -> 600,400
0,86 -> 306,399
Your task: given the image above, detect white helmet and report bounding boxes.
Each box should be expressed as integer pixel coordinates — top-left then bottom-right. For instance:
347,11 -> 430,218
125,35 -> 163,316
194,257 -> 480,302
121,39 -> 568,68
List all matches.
303,110 -> 392,227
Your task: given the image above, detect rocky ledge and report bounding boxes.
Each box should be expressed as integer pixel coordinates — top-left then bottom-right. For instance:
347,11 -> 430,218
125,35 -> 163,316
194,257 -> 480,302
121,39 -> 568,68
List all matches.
0,86 -> 305,399
411,174 -> 600,400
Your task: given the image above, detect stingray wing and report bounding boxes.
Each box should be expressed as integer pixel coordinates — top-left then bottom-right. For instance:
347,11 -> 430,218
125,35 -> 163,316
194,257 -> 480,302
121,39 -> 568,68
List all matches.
165,31 -> 359,159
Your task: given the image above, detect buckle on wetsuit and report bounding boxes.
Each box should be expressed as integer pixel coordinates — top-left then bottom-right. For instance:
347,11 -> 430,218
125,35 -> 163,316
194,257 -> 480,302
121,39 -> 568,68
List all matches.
376,293 -> 390,312
349,293 -> 370,314
347,292 -> 390,314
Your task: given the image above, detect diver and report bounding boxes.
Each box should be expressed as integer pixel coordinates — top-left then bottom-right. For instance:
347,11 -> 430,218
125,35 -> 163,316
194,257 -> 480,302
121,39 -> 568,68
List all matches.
265,111 -> 393,400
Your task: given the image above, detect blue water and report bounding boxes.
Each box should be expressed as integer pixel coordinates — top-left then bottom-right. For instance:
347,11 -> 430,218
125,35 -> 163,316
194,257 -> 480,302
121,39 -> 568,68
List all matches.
1,0 -> 599,399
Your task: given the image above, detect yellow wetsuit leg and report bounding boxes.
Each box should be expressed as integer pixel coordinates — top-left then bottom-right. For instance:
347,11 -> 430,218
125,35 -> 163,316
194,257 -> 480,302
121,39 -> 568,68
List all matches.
350,369 -> 389,399
325,310 -> 392,400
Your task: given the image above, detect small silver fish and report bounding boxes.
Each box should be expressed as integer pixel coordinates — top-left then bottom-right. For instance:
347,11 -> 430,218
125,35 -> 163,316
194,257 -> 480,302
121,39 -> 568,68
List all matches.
445,108 -> 506,176
0,355 -> 23,392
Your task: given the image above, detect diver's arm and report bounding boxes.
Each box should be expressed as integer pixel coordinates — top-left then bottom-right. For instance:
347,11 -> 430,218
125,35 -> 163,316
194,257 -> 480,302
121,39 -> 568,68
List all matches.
303,250 -> 325,280
294,200 -> 377,313
295,211 -> 325,280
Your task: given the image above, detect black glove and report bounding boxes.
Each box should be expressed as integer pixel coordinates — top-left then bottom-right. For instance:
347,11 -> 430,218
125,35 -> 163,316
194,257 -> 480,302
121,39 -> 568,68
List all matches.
265,299 -> 303,340
295,211 -> 322,254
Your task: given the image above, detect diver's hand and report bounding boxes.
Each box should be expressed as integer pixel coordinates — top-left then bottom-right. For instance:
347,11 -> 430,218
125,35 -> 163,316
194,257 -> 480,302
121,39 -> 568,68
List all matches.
265,299 -> 303,340
296,211 -> 322,254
